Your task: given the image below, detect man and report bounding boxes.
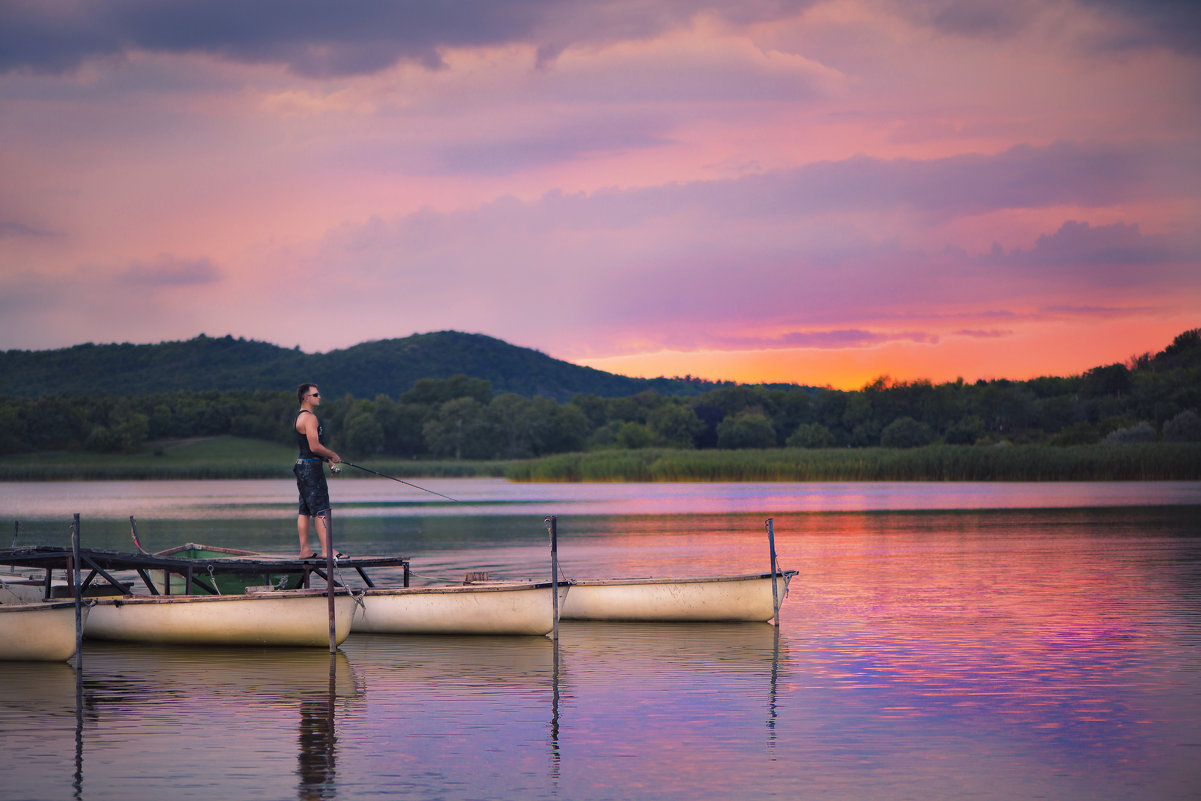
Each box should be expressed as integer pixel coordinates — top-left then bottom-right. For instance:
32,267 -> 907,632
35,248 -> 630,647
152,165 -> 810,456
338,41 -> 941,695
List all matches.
294,383 -> 342,559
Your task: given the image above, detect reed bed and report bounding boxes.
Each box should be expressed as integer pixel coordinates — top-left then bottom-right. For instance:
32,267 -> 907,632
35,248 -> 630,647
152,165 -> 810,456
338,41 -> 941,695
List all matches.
505,444 -> 1201,483
3,437 -> 1197,482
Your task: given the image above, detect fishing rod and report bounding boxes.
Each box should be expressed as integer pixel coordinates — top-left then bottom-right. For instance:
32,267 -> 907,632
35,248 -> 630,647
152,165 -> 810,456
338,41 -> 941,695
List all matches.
336,461 -> 462,503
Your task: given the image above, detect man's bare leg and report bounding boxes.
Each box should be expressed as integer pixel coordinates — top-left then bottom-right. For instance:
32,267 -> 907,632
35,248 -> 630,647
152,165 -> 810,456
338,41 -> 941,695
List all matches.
315,510 -> 333,558
298,514 -> 316,558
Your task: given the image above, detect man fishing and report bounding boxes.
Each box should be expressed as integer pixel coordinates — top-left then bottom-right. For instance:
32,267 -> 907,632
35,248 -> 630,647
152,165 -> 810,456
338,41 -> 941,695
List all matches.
294,383 -> 342,560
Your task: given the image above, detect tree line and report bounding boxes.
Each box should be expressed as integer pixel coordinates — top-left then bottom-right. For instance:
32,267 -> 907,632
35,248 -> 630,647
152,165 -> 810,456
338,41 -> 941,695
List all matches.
3,330 -> 1199,459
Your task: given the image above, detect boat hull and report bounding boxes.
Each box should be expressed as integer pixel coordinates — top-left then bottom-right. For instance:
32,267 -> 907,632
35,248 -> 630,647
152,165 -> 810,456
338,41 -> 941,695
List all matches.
353,582 -> 567,636
560,572 -> 796,622
0,601 -> 86,661
86,590 -> 354,647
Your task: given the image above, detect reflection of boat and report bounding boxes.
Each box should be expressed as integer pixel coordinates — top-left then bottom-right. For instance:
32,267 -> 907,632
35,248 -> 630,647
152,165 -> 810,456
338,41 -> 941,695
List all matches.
0,660 -> 79,713
150,543 -> 304,594
560,571 -> 796,622
557,619 -> 784,665
0,600 -> 86,661
85,590 -> 355,647
82,642 -> 360,702
345,631 -> 555,685
352,581 -> 568,636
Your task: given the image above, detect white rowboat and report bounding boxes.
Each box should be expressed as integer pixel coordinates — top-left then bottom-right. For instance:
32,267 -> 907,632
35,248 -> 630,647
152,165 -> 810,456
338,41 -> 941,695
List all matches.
560,571 -> 796,622
0,600 -> 87,661
85,589 -> 354,647
352,581 -> 568,636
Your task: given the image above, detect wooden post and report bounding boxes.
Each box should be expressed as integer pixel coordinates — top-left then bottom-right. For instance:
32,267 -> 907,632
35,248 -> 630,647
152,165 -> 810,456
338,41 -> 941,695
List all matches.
766,517 -> 780,627
545,515 -> 559,642
72,513 -> 83,669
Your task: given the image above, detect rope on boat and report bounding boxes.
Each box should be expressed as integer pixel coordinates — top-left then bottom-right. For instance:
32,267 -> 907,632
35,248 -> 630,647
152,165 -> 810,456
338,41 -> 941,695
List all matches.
328,562 -> 367,609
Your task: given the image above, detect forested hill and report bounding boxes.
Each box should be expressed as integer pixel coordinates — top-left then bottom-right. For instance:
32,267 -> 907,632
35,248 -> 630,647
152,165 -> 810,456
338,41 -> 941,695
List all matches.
2,331 -> 723,399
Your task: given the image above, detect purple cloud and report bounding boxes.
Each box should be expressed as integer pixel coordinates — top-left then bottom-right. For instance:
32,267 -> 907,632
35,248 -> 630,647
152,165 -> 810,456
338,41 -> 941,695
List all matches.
1079,0 -> 1201,55
887,0 -> 1201,55
496,140 -> 1175,222
0,220 -> 58,238
0,0 -> 819,77
119,256 -> 223,288
713,329 -> 941,350
421,124 -> 677,177
982,220 -> 1200,287
953,329 -> 1013,338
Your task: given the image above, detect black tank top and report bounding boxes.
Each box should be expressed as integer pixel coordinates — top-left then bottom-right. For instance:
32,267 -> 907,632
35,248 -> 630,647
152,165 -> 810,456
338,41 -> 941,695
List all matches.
296,410 -> 324,459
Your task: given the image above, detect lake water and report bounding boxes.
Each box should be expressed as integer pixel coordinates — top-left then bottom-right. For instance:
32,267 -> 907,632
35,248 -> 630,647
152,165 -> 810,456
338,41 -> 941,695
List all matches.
1,479 -> 1200,800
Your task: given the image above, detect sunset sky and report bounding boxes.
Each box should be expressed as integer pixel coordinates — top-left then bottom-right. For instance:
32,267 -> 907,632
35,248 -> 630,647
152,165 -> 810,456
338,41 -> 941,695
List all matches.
1,1 -> 1198,389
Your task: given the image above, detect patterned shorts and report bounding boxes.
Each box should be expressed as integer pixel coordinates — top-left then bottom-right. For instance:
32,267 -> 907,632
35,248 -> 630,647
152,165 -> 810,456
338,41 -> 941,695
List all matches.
294,459 -> 331,517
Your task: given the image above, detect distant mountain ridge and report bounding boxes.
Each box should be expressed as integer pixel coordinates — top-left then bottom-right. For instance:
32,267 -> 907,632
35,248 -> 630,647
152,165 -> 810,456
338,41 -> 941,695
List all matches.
2,331 -> 724,399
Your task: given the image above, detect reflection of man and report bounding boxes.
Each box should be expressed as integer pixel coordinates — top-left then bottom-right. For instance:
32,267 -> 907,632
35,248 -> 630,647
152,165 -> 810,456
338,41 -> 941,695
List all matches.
294,383 -> 341,560
297,697 -> 337,799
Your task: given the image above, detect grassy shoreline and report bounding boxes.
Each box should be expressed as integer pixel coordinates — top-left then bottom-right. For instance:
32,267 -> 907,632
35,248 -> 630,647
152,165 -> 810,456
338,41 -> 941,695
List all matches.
0,437 -> 510,482
1,436 -> 1197,482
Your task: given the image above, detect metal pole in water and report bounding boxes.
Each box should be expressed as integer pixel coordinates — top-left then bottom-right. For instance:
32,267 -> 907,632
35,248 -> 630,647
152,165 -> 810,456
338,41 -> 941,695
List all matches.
545,515 -> 559,642
72,513 -> 83,669
766,517 -> 780,626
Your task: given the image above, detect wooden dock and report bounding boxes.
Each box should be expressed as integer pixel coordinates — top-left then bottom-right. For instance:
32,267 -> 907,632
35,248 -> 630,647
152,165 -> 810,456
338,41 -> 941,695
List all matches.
0,546 -> 410,599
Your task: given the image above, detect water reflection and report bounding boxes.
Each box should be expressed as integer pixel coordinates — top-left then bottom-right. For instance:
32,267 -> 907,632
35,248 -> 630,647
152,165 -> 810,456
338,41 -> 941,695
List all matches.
549,638 -> 561,788
39,645 -> 360,801
298,654 -> 340,801
2,488 -> 1199,801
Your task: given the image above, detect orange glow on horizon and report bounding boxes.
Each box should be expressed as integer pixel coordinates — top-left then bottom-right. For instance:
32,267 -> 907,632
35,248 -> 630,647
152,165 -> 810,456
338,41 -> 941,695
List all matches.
573,317 -> 1197,389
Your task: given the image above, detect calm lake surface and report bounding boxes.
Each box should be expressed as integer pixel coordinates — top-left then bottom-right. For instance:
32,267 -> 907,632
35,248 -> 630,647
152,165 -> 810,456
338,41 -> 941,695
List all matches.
2,479 -> 1199,800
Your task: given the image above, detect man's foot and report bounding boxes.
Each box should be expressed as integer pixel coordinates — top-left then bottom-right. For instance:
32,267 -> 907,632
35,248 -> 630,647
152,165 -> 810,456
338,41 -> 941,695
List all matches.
298,550 -> 317,559
320,551 -> 347,561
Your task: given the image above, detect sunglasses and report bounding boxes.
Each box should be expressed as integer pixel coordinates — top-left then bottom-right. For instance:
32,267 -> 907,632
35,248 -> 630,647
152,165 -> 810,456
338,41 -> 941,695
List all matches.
306,392 -> 320,398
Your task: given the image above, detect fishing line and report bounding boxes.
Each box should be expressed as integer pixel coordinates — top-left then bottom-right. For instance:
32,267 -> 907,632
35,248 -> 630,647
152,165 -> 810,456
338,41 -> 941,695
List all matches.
337,461 -> 462,503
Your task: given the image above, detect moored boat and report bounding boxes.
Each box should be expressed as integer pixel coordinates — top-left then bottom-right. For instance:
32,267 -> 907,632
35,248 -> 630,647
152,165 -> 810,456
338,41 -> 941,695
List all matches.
1,573 -> 53,604
85,589 -> 355,647
560,571 -> 796,622
0,600 -> 87,661
352,581 -> 568,636
150,543 -> 305,594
